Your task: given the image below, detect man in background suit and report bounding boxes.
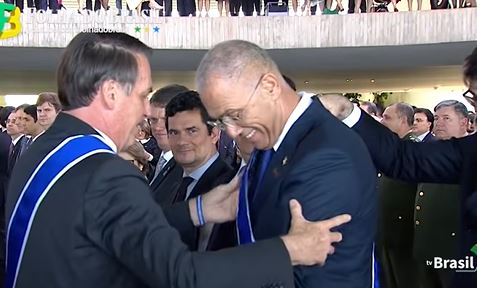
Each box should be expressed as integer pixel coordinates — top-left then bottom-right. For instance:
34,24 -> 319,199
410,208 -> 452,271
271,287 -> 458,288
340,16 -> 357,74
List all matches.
413,108 -> 435,142
160,91 -> 237,251
148,84 -> 189,183
0,106 -> 13,285
36,92 -> 62,131
6,108 -> 29,176
197,40 -> 377,288
377,102 -> 420,288
319,47 -> 477,286
6,32 -> 350,288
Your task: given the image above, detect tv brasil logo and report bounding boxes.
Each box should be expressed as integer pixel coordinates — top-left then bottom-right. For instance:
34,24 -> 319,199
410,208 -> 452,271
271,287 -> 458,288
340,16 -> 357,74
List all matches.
0,2 -> 22,39
427,244 -> 477,272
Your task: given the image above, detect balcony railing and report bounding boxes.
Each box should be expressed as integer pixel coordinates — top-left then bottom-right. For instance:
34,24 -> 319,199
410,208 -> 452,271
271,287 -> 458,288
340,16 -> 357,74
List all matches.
1,7 -> 476,48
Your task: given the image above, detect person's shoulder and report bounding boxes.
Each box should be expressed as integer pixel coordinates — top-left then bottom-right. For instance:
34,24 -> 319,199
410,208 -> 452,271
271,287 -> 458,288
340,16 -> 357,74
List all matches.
92,153 -> 146,177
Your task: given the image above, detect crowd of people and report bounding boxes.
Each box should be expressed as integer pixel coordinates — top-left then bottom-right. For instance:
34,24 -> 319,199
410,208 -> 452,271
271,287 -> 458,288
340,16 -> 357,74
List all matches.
1,32 -> 477,288
4,0 -> 475,16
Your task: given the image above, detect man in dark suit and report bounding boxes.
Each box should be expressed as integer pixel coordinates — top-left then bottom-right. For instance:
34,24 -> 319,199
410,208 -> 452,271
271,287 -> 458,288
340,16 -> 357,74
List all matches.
148,84 -> 189,183
319,47 -> 477,285
6,109 -> 29,177
196,40 -> 377,288
6,32 -> 351,288
157,91 -> 237,251
413,108 -> 436,142
0,106 -> 13,285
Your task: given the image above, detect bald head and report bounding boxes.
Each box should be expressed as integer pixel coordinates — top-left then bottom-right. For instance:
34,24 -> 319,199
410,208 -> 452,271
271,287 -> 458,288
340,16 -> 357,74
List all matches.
196,40 -> 280,90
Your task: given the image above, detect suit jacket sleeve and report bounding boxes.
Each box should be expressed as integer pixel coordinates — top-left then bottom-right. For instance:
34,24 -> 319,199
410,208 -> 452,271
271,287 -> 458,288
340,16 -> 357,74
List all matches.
354,111 -> 463,183
84,157 -> 294,288
162,201 -> 196,246
283,148 -> 373,287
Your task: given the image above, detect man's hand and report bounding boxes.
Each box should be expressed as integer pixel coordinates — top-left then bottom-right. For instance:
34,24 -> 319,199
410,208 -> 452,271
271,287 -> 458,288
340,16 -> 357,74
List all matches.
125,141 -> 149,163
281,200 -> 351,266
189,176 -> 240,226
318,94 -> 354,120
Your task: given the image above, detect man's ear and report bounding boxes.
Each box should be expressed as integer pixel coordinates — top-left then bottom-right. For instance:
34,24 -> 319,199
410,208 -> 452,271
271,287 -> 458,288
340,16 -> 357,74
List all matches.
210,126 -> 220,144
261,73 -> 281,102
99,80 -> 120,110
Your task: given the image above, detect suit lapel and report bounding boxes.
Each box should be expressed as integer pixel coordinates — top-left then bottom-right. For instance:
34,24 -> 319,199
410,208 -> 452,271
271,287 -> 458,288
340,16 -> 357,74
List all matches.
251,99 -> 322,217
150,159 -> 175,190
188,157 -> 227,199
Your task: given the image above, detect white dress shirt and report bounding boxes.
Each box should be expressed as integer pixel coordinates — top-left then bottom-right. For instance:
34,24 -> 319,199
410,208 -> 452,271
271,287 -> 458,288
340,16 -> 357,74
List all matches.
273,95 -> 313,152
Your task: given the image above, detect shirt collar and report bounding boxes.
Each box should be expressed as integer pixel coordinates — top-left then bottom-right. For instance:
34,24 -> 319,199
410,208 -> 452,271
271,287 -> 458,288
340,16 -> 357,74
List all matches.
139,138 -> 150,144
94,128 -> 118,153
162,150 -> 174,162
416,131 -> 430,141
272,95 -> 313,151
31,130 -> 45,143
11,134 -> 24,145
184,152 -> 219,181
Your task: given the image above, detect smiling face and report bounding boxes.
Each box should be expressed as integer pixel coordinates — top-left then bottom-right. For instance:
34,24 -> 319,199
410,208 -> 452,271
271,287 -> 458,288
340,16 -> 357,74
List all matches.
167,109 -> 219,172
199,74 -> 284,150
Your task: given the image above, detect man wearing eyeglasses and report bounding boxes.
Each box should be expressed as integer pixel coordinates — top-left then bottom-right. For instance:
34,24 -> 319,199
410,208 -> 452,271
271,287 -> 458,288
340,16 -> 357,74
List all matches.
319,47 -> 477,288
196,40 -> 378,288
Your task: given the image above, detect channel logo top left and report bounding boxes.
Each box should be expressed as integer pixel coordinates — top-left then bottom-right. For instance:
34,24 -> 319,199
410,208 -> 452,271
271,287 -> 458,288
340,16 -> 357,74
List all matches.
0,2 -> 22,40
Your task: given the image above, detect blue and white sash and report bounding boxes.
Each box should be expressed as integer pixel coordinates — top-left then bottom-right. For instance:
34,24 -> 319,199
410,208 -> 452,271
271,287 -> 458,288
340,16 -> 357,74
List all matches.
236,149 -> 274,245
5,135 -> 115,288
236,155 -> 256,245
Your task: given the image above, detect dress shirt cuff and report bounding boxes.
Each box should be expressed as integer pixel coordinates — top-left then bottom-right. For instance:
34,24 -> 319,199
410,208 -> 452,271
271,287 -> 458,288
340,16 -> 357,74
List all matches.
342,104 -> 361,128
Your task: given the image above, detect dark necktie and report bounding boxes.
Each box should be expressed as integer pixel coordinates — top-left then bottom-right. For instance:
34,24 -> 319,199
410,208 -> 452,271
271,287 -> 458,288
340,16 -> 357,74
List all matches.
8,142 -> 14,158
8,142 -> 15,172
150,155 -> 167,185
174,176 -> 194,202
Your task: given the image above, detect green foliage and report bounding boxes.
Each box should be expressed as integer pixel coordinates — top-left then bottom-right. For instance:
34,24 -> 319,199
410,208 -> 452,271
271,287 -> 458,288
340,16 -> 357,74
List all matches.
372,92 -> 391,106
343,93 -> 362,103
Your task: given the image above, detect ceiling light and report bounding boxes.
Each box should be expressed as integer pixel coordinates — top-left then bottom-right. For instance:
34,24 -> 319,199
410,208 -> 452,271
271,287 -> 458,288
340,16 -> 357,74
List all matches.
304,80 -> 310,84
370,79 -> 375,83
346,79 -> 352,82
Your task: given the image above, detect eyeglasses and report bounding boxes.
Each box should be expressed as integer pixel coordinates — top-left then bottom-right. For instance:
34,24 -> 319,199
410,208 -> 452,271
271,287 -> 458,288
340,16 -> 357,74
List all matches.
463,89 -> 476,107
207,74 -> 265,131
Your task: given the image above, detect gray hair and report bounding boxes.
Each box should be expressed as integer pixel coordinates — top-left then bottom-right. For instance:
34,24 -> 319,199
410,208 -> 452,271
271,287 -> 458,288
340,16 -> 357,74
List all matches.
393,102 -> 415,127
196,40 -> 279,91
360,101 -> 378,116
434,100 -> 469,118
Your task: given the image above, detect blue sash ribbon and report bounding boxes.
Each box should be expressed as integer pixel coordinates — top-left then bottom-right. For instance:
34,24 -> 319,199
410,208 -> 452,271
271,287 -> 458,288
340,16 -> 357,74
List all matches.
236,157 -> 255,244
236,149 -> 274,245
5,135 -> 114,288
